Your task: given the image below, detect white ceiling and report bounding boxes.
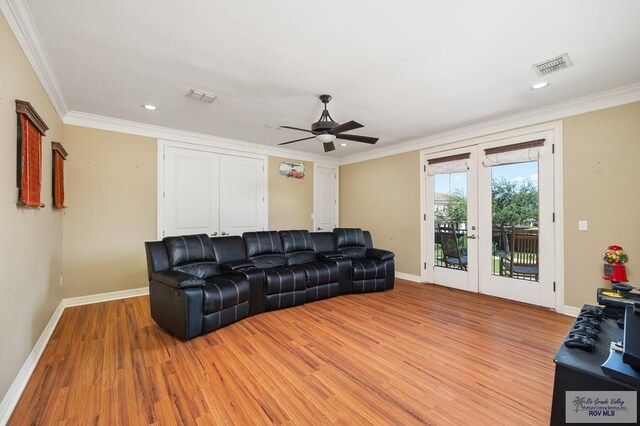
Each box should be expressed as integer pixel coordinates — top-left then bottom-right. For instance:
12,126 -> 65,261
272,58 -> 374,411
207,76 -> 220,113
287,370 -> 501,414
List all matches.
24,0 -> 640,157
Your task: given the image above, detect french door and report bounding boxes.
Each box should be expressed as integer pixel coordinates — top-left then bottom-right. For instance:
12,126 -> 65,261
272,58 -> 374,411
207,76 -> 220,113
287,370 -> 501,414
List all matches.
424,146 -> 479,293
424,130 -> 556,308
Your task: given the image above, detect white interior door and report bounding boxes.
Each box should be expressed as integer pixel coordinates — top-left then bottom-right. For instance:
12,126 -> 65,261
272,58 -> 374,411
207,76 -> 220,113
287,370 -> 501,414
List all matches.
478,132 -> 555,308
163,146 -> 219,238
314,165 -> 338,231
424,147 -> 479,293
219,154 -> 265,236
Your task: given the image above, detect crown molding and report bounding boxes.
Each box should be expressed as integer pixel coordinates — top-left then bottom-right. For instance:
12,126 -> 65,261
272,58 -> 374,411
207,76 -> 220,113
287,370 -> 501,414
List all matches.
1,0 -> 68,119
6,0 -> 636,166
339,83 -> 640,165
64,111 -> 340,166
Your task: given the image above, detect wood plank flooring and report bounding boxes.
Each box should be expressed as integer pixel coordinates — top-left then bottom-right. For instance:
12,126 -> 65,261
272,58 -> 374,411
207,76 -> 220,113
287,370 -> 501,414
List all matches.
9,280 -> 573,425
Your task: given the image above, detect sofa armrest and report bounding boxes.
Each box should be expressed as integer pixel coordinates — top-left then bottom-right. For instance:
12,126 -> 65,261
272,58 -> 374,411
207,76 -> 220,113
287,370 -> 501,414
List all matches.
318,251 -> 344,261
151,271 -> 205,289
220,259 -> 255,272
366,248 -> 395,261
229,267 -> 265,316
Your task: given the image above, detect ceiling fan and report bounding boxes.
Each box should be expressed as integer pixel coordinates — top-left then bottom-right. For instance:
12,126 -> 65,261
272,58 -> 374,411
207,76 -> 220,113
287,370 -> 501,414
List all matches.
278,94 -> 379,153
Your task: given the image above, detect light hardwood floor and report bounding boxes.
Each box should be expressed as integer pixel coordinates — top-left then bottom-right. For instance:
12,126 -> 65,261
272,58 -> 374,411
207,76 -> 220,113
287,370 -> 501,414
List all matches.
10,280 -> 573,425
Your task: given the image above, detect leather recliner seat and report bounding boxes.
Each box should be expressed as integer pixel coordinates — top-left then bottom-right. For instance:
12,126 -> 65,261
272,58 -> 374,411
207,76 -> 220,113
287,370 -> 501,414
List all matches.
279,230 -> 348,303
243,231 -> 307,311
210,235 -> 266,316
145,234 -> 251,340
333,228 -> 395,293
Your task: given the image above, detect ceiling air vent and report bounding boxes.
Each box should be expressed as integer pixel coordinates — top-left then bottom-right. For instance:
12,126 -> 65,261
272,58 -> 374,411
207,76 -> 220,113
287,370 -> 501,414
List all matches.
532,53 -> 573,77
186,89 -> 217,103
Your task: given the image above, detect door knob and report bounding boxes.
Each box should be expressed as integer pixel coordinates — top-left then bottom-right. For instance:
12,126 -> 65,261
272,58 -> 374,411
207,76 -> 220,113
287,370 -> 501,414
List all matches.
467,234 -> 477,239
221,231 -> 229,236
210,232 -> 218,237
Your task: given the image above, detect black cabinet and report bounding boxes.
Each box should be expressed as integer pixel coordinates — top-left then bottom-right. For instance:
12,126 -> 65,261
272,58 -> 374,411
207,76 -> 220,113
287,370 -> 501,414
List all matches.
551,305 -> 639,425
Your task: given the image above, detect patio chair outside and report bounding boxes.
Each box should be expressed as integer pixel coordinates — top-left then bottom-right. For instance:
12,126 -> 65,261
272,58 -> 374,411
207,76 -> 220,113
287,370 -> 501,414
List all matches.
438,226 -> 468,271
499,226 -> 539,280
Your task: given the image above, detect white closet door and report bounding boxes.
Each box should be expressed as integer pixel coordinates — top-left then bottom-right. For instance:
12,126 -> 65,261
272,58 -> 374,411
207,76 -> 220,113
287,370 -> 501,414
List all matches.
314,165 -> 337,231
163,146 -> 219,238
219,154 -> 265,235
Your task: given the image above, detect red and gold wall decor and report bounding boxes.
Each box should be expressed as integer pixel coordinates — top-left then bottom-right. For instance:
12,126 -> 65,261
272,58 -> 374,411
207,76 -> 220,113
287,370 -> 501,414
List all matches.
16,100 -> 48,208
51,142 -> 68,209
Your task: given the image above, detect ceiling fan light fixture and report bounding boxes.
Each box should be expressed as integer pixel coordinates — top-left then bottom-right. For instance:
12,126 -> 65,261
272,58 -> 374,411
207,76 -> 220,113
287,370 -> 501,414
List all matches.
277,94 -> 379,152
316,134 -> 336,143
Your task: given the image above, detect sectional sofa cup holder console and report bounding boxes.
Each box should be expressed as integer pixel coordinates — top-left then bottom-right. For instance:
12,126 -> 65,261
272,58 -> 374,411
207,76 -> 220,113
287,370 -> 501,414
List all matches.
145,228 -> 395,340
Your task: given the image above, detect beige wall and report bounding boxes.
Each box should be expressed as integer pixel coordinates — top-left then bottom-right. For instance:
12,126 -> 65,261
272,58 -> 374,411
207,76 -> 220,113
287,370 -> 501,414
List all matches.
268,156 -> 314,231
62,125 -> 156,297
60,149 -> 315,298
0,14 -> 64,401
340,151 -> 422,275
563,102 -> 640,306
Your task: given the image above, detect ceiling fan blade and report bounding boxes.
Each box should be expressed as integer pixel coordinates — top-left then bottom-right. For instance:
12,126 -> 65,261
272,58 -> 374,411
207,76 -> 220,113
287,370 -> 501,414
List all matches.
329,120 -> 363,135
278,136 -> 315,145
279,125 -> 314,134
323,142 -> 336,153
336,134 -> 379,144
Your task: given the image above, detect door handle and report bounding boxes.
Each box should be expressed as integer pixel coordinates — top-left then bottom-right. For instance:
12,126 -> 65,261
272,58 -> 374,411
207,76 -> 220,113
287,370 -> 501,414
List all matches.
467,234 -> 477,239
221,231 -> 229,236
210,232 -> 218,237
317,227 -> 323,230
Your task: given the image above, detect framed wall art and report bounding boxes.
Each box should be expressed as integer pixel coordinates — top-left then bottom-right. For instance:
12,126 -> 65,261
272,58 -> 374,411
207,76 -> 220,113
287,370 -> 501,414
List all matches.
278,161 -> 305,179
51,142 -> 68,209
16,100 -> 48,208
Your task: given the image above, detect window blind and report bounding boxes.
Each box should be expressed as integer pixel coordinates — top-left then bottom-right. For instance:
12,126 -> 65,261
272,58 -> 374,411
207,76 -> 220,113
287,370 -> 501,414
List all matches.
426,153 -> 470,176
482,139 -> 545,167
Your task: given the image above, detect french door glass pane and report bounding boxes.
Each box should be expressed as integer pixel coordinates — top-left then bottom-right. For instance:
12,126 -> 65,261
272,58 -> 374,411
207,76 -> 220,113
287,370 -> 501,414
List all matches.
490,161 -> 539,281
433,172 -> 468,270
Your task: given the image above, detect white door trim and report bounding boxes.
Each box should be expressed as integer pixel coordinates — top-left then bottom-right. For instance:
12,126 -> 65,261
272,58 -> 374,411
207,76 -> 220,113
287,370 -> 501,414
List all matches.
313,163 -> 339,232
420,121 -> 564,313
157,139 -> 268,240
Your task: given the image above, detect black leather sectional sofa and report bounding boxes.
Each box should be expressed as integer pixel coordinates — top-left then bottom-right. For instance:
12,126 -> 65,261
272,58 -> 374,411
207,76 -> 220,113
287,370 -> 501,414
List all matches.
145,228 -> 395,340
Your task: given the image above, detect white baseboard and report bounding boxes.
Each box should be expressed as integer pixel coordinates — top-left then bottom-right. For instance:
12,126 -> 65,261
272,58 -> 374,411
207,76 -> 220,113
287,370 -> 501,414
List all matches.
62,286 -> 149,308
395,272 -> 422,282
0,302 -> 64,425
0,286 -> 149,425
564,305 -> 581,317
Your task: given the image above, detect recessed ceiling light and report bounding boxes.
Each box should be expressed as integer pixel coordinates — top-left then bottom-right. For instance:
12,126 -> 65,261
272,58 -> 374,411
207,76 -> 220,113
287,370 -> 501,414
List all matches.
531,82 -> 549,90
340,143 -> 348,147
143,104 -> 157,111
